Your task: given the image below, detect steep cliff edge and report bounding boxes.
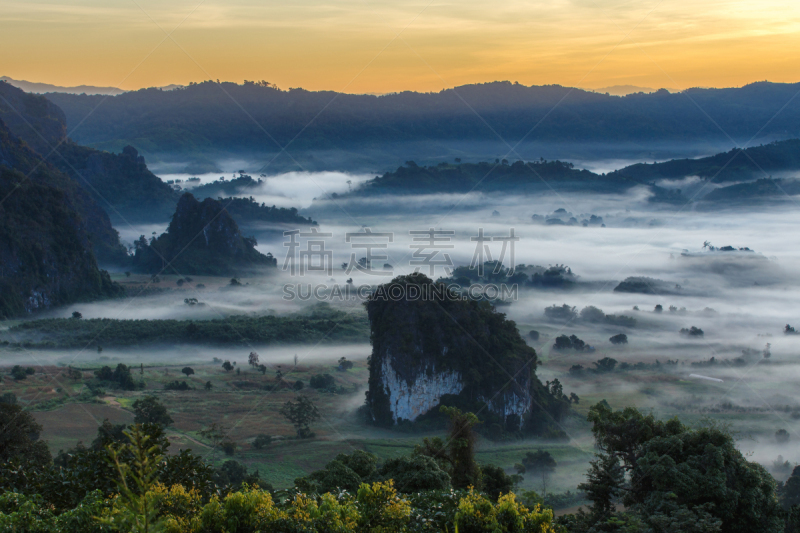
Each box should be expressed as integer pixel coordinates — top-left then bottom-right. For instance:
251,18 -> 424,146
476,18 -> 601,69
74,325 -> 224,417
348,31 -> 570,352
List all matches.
365,274 -> 569,437
0,81 -> 178,259
0,120 -> 123,317
131,192 -> 278,275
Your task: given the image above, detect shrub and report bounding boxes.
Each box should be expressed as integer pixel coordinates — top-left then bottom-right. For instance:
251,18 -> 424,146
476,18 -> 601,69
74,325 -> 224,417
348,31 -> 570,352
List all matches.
221,440 -> 237,456
309,373 -> 336,390
455,489 -> 556,533
252,435 -> 272,449
10,366 -> 27,380
609,333 -> 628,344
680,326 -> 705,337
356,481 -> 411,533
544,304 -> 577,322
164,381 -> 191,391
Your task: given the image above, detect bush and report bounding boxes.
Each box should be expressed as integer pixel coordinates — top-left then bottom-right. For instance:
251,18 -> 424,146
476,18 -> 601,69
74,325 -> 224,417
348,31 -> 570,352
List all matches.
309,373 -> 336,390
293,380 -> 305,391
10,366 -> 27,380
252,435 -> 272,449
221,440 -> 237,456
609,333 -> 628,344
455,489 -> 555,533
378,455 -> 450,492
552,334 -> 591,352
680,326 -> 705,337
544,304 -> 577,322
164,380 -> 191,391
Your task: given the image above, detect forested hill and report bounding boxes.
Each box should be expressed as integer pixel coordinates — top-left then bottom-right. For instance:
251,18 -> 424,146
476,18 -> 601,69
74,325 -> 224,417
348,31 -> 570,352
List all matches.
131,193 -> 279,276
45,81 -> 800,160
353,159 -> 635,195
341,137 -> 800,200
612,139 -> 800,183
0,119 -> 123,317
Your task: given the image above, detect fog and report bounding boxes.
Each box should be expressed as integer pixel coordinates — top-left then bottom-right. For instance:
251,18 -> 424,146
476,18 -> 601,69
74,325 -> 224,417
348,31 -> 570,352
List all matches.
9,157 -> 800,482
157,170 -> 375,209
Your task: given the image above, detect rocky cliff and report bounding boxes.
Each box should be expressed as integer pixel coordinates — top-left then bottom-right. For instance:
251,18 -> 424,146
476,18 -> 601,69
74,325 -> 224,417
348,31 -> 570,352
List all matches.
0,119 -> 123,317
132,192 -> 277,275
365,273 -> 568,436
0,81 -> 178,261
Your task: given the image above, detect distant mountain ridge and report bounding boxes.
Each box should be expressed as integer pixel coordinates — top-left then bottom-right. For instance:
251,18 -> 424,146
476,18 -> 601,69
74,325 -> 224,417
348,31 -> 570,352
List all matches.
0,76 -> 126,96
43,80 -> 800,170
0,77 -> 184,96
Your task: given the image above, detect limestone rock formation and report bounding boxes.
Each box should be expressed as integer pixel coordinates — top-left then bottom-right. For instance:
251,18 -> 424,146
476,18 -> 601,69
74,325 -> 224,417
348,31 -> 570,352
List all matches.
365,273 -> 569,436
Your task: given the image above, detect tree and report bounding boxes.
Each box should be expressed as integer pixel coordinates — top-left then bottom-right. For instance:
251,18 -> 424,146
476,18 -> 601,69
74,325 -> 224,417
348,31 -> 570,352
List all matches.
72,311 -> 82,319
132,396 -> 173,426
0,402 -> 51,465
415,406 -> 481,490
222,360 -> 233,372
248,351 -> 259,368
521,450 -> 556,497
776,428 -> 791,443
10,365 -> 28,380
480,464 -> 518,501
593,357 -> 618,372
578,452 -> 624,519
609,333 -> 628,345
221,440 -> 237,456
337,357 -> 354,371
379,455 -> 450,492
181,367 -> 194,377
280,396 -> 320,438
781,465 -> 800,509
100,425 -> 165,533
582,401 -> 784,532
309,373 -> 335,390
252,434 -> 272,449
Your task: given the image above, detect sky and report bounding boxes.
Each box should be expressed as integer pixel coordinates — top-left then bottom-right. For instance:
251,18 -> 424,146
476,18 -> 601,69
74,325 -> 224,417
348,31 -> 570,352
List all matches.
1,0 -> 799,94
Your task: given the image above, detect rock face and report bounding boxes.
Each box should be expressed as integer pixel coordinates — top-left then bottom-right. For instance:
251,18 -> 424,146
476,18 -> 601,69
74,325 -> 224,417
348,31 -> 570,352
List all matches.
0,119 -> 123,317
365,274 -> 568,435
0,81 -> 178,262
379,350 -> 463,422
132,192 -> 277,275
55,143 -> 178,224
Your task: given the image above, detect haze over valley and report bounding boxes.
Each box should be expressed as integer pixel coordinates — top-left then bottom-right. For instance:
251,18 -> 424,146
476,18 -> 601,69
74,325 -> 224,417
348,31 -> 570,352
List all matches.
4,4 -> 800,527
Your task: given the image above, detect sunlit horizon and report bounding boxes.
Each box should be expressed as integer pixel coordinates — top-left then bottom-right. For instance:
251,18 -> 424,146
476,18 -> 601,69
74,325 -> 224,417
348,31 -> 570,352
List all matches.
2,0 -> 800,95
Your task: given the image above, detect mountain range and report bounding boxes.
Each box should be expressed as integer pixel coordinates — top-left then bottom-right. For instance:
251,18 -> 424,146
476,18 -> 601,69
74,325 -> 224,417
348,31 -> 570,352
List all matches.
43,80 -> 800,171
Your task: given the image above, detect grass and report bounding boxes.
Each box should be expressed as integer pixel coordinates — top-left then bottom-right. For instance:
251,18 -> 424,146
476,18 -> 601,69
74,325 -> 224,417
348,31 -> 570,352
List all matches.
4,343 -> 797,495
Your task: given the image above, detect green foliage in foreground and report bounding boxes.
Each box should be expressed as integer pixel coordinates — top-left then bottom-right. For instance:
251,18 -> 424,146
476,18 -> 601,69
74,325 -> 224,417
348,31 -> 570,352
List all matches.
564,402 -> 786,533
0,483 -> 556,533
5,307 -> 369,348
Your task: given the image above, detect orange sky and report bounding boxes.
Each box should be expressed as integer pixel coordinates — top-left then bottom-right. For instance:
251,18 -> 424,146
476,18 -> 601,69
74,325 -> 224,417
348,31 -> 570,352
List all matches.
1,0 -> 799,93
